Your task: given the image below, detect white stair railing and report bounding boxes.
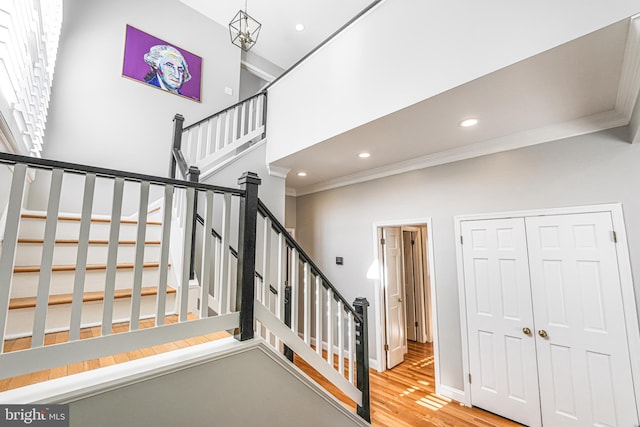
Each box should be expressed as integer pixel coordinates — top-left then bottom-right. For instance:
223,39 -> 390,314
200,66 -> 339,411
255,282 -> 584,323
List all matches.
252,200 -> 371,421
0,151 -> 371,423
172,92 -> 267,178
0,152 -> 243,378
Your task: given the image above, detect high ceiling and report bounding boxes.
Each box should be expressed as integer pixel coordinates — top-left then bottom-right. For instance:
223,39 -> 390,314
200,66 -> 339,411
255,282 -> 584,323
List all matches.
179,0 -> 375,69
178,2 -> 639,196
271,17 -> 638,195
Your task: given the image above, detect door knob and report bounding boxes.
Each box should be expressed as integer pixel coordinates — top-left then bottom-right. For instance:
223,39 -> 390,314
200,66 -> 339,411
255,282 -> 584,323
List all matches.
522,327 -> 532,335
398,297 -> 403,302
538,329 -> 548,338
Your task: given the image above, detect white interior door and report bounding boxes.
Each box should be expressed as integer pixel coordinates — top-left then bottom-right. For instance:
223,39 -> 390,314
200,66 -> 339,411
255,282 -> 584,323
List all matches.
403,230 -> 418,342
382,227 -> 406,369
526,212 -> 639,426
461,218 -> 542,427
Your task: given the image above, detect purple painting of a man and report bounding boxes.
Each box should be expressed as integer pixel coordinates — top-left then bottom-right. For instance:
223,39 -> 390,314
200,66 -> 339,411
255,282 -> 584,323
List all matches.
143,45 -> 191,95
122,25 -> 202,101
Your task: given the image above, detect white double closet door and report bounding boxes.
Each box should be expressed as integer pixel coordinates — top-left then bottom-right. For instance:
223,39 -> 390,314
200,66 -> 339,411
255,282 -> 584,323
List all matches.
461,212 -> 638,426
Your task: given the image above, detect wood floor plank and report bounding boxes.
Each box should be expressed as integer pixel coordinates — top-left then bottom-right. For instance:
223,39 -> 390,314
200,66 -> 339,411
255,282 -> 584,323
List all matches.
294,341 -> 522,427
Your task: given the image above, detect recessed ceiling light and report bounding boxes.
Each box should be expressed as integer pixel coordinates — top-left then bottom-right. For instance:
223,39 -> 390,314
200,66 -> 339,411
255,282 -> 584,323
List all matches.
297,171 -> 307,177
460,118 -> 478,127
358,152 -> 371,158
295,24 -> 305,32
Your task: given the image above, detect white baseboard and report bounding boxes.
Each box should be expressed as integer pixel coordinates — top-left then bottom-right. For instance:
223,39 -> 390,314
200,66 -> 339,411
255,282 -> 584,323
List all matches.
436,383 -> 466,404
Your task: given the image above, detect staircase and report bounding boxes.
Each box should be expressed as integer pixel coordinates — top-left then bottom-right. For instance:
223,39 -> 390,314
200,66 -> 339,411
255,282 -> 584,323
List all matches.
0,93 -> 371,425
5,211 -> 177,339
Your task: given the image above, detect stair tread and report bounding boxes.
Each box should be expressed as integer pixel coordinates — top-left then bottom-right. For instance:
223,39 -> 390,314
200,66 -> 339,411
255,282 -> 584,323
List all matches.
21,213 -> 162,226
17,239 -> 162,245
14,262 -> 163,273
9,286 -> 177,310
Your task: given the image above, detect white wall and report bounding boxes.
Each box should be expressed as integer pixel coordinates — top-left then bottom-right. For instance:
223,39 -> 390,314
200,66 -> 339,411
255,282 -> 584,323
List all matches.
28,0 -> 242,213
294,127 -> 640,392
201,142 -> 286,223
266,0 -> 640,164
67,346 -> 365,427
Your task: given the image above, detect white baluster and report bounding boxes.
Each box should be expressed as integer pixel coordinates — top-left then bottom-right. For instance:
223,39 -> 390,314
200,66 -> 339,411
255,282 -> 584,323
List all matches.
179,186 -> 195,322
262,217 -> 272,343
232,105 -> 240,142
218,193 -> 231,314
129,181 -> 150,331
338,301 -> 345,376
349,314 -> 356,384
275,232 -> 285,351
32,169 -> 63,347
0,164 -> 27,350
215,114 -> 223,152
205,119 -> 214,156
240,102 -> 247,138
327,289 -> 334,367
197,125 -> 205,163
303,262 -> 310,344
290,248 -> 299,334
248,98 -> 255,133
102,177 -> 124,336
256,94 -> 264,129
223,110 -> 232,148
69,173 -> 96,341
200,191 -> 214,319
315,276 -> 322,357
155,185 -> 174,326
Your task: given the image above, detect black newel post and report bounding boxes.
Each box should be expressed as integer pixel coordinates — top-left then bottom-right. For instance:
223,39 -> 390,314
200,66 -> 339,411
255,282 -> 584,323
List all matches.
283,284 -> 294,362
169,114 -> 184,179
353,297 -> 371,422
260,91 -> 268,140
234,172 -> 261,341
188,166 -> 200,281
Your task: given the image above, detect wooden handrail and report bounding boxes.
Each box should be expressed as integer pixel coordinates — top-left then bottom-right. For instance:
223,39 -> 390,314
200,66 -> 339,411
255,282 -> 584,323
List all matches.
183,91 -> 267,131
0,152 -> 241,196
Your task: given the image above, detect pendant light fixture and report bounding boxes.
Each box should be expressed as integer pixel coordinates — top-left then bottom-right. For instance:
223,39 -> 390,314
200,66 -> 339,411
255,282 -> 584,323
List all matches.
229,0 -> 261,52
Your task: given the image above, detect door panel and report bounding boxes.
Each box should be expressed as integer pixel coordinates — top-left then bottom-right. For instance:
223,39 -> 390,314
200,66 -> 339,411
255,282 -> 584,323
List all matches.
382,227 -> 406,369
403,231 -> 418,342
461,218 -> 541,427
526,212 -> 639,427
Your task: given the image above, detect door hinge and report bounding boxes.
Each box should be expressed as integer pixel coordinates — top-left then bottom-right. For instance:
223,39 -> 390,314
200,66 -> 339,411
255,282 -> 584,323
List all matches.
415,321 -> 419,327
468,373 -> 472,384
380,238 -> 385,245
612,230 -> 617,243
384,344 -> 389,351
411,239 -> 415,245
460,236 -> 464,245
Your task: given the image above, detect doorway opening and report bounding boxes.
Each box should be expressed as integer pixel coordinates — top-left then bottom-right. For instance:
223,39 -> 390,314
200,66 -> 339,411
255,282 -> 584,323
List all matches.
373,219 -> 437,374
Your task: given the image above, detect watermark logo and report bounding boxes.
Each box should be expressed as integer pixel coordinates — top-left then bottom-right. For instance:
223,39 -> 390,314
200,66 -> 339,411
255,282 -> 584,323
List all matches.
1,405 -> 68,426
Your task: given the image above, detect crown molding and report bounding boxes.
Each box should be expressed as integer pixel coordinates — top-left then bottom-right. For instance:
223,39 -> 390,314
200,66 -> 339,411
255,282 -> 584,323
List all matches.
268,164 -> 290,179
285,187 -> 297,197
241,60 -> 277,83
294,109 -> 627,196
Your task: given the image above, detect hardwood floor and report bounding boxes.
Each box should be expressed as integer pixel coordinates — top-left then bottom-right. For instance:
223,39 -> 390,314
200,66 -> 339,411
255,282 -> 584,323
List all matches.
2,326 -> 520,426
295,341 -> 521,427
0,315 -> 230,392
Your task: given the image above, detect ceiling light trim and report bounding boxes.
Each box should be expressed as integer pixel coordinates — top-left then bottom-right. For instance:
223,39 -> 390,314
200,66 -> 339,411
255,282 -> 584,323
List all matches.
292,109 -> 627,196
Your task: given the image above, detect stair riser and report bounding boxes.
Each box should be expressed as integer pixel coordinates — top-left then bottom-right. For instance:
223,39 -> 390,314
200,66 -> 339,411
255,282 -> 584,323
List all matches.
14,244 -> 162,266
10,268 -> 170,298
5,293 -> 177,339
18,219 -> 163,241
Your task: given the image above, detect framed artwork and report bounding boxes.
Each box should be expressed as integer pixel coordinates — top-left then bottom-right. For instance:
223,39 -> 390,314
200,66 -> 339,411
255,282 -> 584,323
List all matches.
122,25 -> 202,102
